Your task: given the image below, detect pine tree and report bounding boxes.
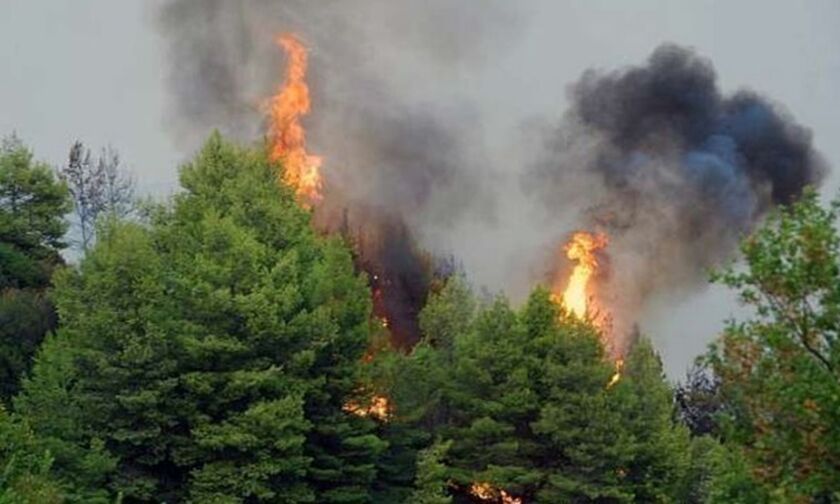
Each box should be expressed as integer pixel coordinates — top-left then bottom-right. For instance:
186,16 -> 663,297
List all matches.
0,136 -> 71,289
13,333 -> 115,503
0,405 -> 64,504
369,340 -> 446,502
610,339 -> 691,502
408,441 -> 452,504
522,289 -> 633,502
382,283 -> 694,502
16,134 -> 384,502
443,293 -> 542,499
0,136 -> 71,402
367,279 -> 475,502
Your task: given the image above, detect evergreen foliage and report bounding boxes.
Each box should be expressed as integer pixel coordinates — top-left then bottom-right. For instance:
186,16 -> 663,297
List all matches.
0,405 -> 64,504
0,136 -> 70,402
16,134 -> 383,502
407,441 -> 452,504
0,136 -> 71,289
375,280 -> 693,502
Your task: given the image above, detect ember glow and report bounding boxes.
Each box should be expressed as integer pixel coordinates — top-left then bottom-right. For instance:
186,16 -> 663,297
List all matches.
343,394 -> 391,421
557,231 -> 608,319
267,33 -> 323,204
469,482 -> 522,504
607,359 -> 624,389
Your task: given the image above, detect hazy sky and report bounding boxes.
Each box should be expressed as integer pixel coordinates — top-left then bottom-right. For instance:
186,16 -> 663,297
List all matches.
0,1 -> 179,194
2,1 -> 839,376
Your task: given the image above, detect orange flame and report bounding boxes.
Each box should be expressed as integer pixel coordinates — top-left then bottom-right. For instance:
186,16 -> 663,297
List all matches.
558,231 -> 607,319
343,394 -> 391,421
469,482 -> 522,504
607,358 -> 624,389
267,33 -> 323,204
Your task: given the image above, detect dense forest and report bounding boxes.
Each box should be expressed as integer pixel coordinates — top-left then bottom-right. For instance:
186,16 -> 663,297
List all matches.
1,133 -> 839,503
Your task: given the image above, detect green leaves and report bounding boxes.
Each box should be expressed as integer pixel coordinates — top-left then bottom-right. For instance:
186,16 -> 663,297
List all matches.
708,188 -> 840,500
190,395 -> 313,503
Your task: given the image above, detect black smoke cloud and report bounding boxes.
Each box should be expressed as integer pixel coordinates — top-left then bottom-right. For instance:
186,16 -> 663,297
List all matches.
527,44 -> 826,346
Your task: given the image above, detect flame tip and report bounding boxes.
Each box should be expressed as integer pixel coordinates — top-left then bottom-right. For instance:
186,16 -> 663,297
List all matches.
267,31 -> 323,205
558,230 -> 608,320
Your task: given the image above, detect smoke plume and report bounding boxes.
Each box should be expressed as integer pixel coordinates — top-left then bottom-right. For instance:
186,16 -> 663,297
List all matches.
156,0 -> 518,346
527,44 -> 826,349
157,2 -> 828,355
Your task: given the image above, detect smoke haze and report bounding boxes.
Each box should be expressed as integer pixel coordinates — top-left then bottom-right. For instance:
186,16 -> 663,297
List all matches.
157,2 -> 828,356
158,0 -> 522,346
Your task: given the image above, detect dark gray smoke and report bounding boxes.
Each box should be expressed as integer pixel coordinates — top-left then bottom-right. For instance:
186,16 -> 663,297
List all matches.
157,2 -> 829,354
156,0 -> 518,345
156,0 -> 519,223
527,44 -> 827,347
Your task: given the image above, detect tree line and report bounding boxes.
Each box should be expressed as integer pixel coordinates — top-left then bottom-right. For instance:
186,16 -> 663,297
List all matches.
0,133 -> 838,503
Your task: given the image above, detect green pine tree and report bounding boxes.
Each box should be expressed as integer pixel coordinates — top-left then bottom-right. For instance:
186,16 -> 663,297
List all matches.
0,136 -> 71,403
16,134 -> 384,502
0,135 -> 71,290
380,282 -> 693,503
13,333 -> 115,503
408,440 -> 452,504
0,405 -> 64,504
707,189 -> 840,501
609,339 -> 691,502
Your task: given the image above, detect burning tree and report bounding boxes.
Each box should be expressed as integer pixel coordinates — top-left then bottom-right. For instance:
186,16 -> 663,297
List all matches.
371,280 -> 694,502
555,231 -> 608,321
265,34 -> 442,350
266,34 -> 323,205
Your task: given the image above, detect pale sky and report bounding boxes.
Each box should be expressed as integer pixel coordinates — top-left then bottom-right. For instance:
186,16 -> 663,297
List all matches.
0,1 -> 179,194
2,0 -> 839,376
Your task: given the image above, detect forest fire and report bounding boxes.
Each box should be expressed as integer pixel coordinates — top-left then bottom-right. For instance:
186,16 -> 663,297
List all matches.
552,231 -> 626,387
266,31 -> 621,399
266,39 -> 399,420
267,29 -> 625,404
266,32 -> 431,349
267,33 -> 323,205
